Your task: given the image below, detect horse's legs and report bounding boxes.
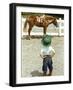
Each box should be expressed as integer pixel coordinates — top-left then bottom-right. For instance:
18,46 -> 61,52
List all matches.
28,26 -> 33,39
43,27 -> 47,35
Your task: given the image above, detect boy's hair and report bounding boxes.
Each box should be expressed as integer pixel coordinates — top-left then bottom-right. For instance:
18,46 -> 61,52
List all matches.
41,35 -> 52,46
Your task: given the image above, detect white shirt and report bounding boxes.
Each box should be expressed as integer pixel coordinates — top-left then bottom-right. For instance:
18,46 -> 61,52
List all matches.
41,46 -> 55,56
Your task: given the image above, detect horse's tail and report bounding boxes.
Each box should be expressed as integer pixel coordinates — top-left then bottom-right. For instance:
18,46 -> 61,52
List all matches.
23,19 -> 28,32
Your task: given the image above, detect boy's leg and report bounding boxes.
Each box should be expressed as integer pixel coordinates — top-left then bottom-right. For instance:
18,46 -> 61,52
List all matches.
42,59 -> 47,76
48,68 -> 53,76
47,59 -> 53,76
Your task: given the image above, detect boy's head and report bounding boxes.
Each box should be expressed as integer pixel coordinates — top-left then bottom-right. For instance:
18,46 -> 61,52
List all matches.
41,35 -> 51,46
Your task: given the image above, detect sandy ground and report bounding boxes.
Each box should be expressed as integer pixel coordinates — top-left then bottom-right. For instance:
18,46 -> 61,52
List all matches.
21,36 -> 64,77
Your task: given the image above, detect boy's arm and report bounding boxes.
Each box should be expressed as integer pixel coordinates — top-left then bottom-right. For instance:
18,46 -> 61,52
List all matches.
40,49 -> 44,59
40,54 -> 43,59
51,51 -> 55,57
49,47 -> 55,57
40,54 -> 47,59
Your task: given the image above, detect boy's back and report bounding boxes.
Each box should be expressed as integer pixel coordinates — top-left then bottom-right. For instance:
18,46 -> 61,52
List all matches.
41,46 -> 55,58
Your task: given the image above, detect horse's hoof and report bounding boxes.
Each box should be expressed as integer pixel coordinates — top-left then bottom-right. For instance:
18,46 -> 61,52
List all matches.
28,38 -> 30,40
26,36 -> 31,40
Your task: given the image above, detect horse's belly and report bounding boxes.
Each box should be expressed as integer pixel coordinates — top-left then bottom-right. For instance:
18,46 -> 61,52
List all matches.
35,23 -> 44,27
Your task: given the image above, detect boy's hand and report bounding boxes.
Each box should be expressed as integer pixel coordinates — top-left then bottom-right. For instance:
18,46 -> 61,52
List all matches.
49,51 -> 55,57
40,54 -> 43,59
40,54 -> 47,59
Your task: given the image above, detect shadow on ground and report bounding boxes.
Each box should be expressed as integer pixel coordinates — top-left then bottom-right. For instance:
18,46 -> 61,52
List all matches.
31,70 -> 43,77
22,35 -> 43,40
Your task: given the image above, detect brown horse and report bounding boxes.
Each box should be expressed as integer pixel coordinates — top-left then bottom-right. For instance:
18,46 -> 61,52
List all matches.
23,15 -> 58,38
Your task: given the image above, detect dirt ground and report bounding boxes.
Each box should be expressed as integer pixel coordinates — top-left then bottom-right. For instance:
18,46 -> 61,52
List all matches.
21,36 -> 64,77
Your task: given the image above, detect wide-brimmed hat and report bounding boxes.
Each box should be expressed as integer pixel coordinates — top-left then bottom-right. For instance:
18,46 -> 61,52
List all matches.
41,35 -> 51,46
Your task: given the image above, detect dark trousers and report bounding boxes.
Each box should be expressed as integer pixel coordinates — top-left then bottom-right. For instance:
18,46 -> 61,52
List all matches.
42,55 -> 53,73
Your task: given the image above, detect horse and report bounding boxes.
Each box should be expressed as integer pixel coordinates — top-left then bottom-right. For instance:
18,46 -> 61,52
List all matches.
23,15 -> 58,39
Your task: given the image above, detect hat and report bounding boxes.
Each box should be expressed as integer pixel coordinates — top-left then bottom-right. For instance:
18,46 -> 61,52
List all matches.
41,35 -> 51,46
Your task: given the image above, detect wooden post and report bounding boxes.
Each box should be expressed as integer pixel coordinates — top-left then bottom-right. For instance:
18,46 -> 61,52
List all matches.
58,18 -> 62,36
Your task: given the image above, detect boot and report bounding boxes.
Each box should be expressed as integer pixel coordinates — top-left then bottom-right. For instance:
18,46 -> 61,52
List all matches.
48,70 -> 52,76
43,72 -> 46,76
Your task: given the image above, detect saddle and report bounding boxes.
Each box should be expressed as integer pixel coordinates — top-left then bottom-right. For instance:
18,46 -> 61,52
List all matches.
37,16 -> 44,23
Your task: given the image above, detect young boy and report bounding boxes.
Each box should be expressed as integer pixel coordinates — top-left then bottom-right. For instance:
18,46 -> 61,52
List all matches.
40,35 -> 55,76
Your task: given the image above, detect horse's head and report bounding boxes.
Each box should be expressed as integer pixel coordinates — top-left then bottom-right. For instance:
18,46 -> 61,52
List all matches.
53,18 -> 58,27
45,16 -> 58,27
